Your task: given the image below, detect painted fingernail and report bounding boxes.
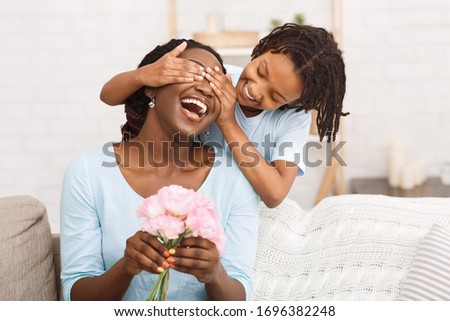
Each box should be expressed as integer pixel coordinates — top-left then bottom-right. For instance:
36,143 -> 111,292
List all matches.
214,66 -> 220,72
161,262 -> 170,269
206,67 -> 212,73
157,267 -> 165,273
187,77 -> 194,82
168,248 -> 176,255
195,75 -> 204,81
163,251 -> 170,257
199,66 -> 204,71
166,257 -> 175,264
202,71 -> 206,77
210,82 -> 216,88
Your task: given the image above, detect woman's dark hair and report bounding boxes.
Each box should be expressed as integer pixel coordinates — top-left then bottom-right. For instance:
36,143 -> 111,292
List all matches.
122,39 -> 226,140
252,23 -> 348,142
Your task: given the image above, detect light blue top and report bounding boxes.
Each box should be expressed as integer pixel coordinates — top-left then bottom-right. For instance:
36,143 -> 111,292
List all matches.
60,143 -> 259,301
199,64 -> 311,175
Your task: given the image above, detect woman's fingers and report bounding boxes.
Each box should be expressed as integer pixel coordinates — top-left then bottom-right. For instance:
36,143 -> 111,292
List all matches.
124,245 -> 166,274
170,238 -> 221,283
124,231 -> 170,274
172,237 -> 219,265
179,236 -> 215,249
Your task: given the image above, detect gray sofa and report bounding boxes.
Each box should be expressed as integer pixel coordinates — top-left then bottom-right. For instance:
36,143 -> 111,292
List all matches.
1,194 -> 449,301
0,195 -> 61,300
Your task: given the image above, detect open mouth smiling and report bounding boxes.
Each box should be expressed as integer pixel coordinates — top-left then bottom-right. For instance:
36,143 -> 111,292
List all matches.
180,97 -> 209,121
244,83 -> 256,101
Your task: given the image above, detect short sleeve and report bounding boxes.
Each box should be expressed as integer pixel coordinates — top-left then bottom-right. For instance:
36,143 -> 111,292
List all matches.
271,110 -> 311,175
60,154 -> 104,301
220,174 -> 260,300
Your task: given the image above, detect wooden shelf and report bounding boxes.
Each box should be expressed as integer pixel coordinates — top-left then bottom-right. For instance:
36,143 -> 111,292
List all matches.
350,177 -> 450,197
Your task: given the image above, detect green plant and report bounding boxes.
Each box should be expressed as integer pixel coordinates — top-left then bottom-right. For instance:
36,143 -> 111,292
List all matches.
270,18 -> 283,29
294,13 -> 305,25
269,13 -> 305,30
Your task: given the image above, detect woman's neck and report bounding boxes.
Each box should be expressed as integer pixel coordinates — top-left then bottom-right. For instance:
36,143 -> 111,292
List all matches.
128,120 -> 200,170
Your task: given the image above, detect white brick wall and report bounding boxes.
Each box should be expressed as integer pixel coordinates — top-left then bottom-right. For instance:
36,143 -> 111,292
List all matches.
343,0 -> 450,185
1,0 -> 449,232
0,0 -> 331,232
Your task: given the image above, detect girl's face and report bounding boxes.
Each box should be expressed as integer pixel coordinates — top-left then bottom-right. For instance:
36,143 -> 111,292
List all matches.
148,48 -> 222,138
236,51 -> 303,111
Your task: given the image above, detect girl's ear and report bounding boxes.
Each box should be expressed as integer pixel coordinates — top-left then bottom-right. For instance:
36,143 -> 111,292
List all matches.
144,87 -> 156,99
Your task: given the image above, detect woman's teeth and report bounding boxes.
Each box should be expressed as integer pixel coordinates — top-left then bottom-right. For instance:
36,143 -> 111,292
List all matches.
244,84 -> 256,101
180,98 -> 207,114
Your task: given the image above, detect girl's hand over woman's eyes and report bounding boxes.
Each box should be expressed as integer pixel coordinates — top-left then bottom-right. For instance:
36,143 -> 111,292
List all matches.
205,66 -> 238,127
170,237 -> 221,284
136,41 -> 205,87
123,231 -> 170,276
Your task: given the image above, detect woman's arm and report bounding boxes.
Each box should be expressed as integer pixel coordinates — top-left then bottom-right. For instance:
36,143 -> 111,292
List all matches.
100,42 -> 205,106
206,67 -> 299,208
60,154 -> 169,300
172,237 -> 246,300
70,232 -> 170,300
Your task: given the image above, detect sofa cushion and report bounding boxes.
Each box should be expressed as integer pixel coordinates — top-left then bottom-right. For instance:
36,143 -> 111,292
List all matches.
0,195 -> 56,300
251,195 -> 450,300
398,224 -> 450,300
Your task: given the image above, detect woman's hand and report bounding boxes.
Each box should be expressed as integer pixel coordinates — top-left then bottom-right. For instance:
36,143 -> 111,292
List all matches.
122,231 -> 170,276
205,66 -> 238,127
170,237 -> 222,284
136,41 -> 205,88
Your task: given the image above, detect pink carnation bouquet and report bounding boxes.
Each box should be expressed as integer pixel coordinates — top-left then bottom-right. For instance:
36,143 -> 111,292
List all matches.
137,185 -> 226,301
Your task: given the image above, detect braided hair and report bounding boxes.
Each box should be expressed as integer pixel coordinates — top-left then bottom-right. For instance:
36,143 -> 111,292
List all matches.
252,23 -> 348,142
122,39 -> 226,140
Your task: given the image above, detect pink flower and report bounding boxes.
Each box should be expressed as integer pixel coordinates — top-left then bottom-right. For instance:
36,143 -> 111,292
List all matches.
136,195 -> 166,218
141,213 -> 185,240
157,185 -> 198,218
185,203 -> 225,255
137,184 -> 227,300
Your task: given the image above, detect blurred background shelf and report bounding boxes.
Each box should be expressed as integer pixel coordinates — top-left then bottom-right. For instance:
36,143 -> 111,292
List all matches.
350,177 -> 450,197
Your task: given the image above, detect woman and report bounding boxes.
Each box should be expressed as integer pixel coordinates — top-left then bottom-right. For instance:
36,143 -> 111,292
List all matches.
60,39 -> 259,301
100,23 -> 347,208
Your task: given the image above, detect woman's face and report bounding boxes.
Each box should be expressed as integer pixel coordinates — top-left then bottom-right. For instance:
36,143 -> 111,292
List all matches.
149,48 -> 222,137
236,51 -> 303,111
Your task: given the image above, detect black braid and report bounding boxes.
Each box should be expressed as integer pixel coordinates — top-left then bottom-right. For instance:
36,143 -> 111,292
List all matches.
252,23 -> 348,142
122,39 -> 226,140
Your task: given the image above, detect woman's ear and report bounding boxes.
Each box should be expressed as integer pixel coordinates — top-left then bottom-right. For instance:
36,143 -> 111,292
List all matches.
144,87 -> 156,99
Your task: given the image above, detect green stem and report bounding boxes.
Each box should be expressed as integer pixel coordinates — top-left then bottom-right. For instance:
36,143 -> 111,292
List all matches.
146,269 -> 168,301
146,231 -> 191,301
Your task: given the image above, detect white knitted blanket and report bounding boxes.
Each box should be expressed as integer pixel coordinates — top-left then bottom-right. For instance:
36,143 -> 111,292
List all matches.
251,194 -> 450,300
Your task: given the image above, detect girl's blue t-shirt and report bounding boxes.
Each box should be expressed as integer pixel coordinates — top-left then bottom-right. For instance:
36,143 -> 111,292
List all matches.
199,64 -> 311,175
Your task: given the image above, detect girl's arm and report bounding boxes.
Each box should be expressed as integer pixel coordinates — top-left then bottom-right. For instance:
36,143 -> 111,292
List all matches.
100,41 -> 205,106
206,67 -> 299,208
220,121 -> 298,208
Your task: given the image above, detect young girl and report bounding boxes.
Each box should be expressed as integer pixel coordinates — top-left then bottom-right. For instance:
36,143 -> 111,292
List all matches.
60,39 -> 259,301
100,23 -> 347,208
